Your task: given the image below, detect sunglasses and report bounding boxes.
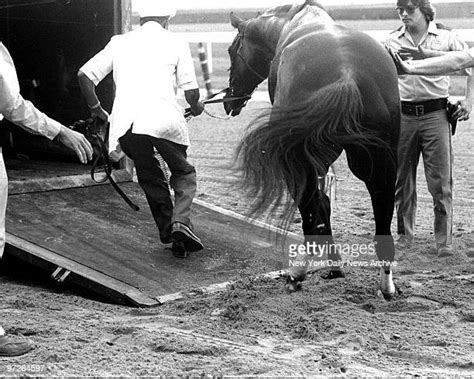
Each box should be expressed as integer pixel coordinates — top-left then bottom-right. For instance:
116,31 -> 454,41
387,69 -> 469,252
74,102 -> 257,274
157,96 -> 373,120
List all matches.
396,5 -> 419,14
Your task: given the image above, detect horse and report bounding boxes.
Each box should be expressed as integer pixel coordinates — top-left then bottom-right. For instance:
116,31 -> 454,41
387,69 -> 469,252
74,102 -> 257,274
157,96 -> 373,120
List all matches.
224,0 -> 400,299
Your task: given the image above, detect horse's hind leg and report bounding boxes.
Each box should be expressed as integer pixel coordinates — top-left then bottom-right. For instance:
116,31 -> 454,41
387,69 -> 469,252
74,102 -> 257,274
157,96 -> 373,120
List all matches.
346,146 -> 397,299
302,188 -> 345,279
286,172 -> 344,292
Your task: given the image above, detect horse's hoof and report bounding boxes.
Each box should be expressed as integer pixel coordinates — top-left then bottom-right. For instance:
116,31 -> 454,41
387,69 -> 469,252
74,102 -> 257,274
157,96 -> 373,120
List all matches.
321,269 -> 345,280
377,288 -> 397,301
285,275 -> 303,292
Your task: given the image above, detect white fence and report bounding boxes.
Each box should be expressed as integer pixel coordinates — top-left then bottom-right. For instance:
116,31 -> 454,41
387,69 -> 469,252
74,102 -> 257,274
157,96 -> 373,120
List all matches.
178,29 -> 474,73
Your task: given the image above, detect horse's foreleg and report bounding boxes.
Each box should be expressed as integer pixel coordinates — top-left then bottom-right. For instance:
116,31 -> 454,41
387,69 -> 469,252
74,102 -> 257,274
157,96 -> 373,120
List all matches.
379,268 -> 395,300
285,200 -> 314,292
286,185 -> 344,292
310,190 -> 345,280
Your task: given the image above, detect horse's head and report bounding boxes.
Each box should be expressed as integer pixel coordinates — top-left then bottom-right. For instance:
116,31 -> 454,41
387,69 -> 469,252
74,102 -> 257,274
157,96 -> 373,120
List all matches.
224,13 -> 271,116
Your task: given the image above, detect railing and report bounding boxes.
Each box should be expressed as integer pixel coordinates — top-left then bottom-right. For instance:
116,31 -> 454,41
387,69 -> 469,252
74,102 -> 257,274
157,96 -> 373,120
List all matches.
178,29 -> 474,73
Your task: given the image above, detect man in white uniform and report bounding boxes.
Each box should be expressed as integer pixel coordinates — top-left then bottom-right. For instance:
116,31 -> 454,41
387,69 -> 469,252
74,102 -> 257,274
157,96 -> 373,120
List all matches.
77,2 -> 205,258
0,42 -> 93,356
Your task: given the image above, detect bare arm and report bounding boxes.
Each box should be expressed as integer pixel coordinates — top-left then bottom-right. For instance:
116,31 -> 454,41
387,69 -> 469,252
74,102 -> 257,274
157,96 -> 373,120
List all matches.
398,45 -> 449,60
77,71 -> 109,122
184,88 -> 204,116
392,49 -> 474,75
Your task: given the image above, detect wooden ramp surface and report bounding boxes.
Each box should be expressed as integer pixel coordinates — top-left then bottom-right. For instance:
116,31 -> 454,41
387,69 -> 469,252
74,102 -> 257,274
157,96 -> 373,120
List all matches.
5,183 -> 294,306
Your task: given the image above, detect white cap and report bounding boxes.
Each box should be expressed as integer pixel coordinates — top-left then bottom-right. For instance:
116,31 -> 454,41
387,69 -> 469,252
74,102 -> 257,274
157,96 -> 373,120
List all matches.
135,1 -> 176,18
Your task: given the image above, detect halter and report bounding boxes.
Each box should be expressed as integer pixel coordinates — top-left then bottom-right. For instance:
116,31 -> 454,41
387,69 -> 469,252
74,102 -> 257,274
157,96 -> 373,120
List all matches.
236,39 -> 268,82
231,27 -> 269,85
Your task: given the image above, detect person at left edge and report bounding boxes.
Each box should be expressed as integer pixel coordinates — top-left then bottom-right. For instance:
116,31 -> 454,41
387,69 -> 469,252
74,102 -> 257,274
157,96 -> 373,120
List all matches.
1,42 -> 93,357
77,2 -> 205,258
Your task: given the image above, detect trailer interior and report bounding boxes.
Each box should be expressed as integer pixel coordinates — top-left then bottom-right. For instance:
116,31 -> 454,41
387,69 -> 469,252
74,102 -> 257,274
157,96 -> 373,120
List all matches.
0,0 -> 126,188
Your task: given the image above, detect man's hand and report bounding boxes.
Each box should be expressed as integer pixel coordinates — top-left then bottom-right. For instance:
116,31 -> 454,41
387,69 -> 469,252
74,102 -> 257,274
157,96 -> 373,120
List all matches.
453,99 -> 471,121
184,89 -> 204,117
190,101 -> 205,116
389,48 -> 414,75
90,105 -> 109,123
398,45 -> 446,60
398,46 -> 427,60
57,126 -> 93,164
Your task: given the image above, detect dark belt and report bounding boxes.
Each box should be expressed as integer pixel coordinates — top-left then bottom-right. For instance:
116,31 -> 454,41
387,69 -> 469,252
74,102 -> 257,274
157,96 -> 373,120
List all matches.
401,98 -> 447,116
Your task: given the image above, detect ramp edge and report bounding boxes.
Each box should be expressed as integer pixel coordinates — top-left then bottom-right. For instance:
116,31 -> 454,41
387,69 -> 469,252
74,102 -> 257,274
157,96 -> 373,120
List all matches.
193,198 -> 300,239
5,232 -> 159,308
8,169 -> 132,195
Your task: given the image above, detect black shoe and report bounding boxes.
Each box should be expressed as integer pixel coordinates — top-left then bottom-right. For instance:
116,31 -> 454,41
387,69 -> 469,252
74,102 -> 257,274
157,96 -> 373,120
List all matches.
171,240 -> 188,258
161,235 -> 172,244
171,223 -> 204,252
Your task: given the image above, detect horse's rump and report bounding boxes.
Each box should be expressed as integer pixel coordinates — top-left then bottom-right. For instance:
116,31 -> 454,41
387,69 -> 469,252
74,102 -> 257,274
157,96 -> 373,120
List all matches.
237,24 -> 399,226
274,26 -> 399,144
236,75 -> 368,227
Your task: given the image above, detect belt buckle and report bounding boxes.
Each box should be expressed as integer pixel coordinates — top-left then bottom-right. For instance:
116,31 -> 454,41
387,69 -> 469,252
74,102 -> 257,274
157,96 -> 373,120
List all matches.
415,105 -> 424,116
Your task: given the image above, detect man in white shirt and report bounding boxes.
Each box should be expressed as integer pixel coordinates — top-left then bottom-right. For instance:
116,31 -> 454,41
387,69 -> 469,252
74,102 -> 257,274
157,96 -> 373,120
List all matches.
0,42 -> 93,356
385,0 -> 472,257
391,47 -> 474,125
77,3 -> 205,258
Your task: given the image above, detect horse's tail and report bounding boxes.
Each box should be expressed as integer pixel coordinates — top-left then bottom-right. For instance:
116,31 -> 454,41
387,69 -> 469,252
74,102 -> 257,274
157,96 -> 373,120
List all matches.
235,76 -> 377,227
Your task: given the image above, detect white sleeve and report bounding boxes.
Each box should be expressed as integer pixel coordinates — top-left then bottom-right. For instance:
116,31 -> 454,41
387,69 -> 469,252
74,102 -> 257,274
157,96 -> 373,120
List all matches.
0,43 -> 61,139
79,38 -> 115,85
176,41 -> 198,91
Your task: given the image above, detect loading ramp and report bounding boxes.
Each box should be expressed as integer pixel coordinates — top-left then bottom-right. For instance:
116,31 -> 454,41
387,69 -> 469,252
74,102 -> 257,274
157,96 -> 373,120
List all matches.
5,180 -> 294,307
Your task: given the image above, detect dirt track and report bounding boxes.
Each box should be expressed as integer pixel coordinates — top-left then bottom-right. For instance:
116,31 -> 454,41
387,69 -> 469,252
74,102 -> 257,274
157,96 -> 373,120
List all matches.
0,101 -> 473,376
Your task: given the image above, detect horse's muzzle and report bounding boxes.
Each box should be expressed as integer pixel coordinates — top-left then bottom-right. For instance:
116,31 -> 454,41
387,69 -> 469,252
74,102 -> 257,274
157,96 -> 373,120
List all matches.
223,101 -> 241,116
223,88 -> 251,116
223,98 -> 247,117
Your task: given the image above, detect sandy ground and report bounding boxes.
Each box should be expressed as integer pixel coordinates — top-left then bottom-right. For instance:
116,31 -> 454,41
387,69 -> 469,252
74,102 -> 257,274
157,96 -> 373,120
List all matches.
0,102 -> 473,376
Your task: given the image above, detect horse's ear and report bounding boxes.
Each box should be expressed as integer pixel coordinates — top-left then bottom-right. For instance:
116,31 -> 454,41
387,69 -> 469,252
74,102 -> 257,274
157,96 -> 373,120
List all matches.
230,12 -> 245,31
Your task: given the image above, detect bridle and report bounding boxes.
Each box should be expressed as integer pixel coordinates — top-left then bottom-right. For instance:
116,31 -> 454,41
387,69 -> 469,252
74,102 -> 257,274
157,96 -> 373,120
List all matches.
221,28 -> 269,114
235,33 -> 268,82
230,26 -> 269,87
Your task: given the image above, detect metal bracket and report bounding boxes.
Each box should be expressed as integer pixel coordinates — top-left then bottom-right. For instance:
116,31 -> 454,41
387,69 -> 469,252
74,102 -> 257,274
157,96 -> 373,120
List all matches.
51,267 -> 71,283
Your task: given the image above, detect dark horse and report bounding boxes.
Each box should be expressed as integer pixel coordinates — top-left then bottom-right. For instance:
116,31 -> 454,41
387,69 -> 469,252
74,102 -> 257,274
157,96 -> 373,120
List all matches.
224,1 -> 400,298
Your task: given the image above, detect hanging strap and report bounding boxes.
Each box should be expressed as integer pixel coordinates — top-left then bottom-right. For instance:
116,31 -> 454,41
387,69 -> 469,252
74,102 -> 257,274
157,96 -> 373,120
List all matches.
72,118 -> 139,212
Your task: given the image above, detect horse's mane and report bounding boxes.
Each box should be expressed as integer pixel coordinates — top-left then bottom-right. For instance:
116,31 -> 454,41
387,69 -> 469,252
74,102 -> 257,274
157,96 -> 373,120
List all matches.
262,0 -> 326,20
227,0 -> 328,87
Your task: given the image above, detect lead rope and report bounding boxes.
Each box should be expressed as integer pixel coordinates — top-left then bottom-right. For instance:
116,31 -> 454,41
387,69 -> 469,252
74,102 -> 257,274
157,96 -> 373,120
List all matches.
183,88 -> 251,120
203,108 -> 232,120
93,124 -> 140,211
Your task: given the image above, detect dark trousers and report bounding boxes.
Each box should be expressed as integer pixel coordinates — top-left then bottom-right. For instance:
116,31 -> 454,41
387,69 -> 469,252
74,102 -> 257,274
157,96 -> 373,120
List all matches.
395,110 -> 452,248
119,130 -> 197,243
